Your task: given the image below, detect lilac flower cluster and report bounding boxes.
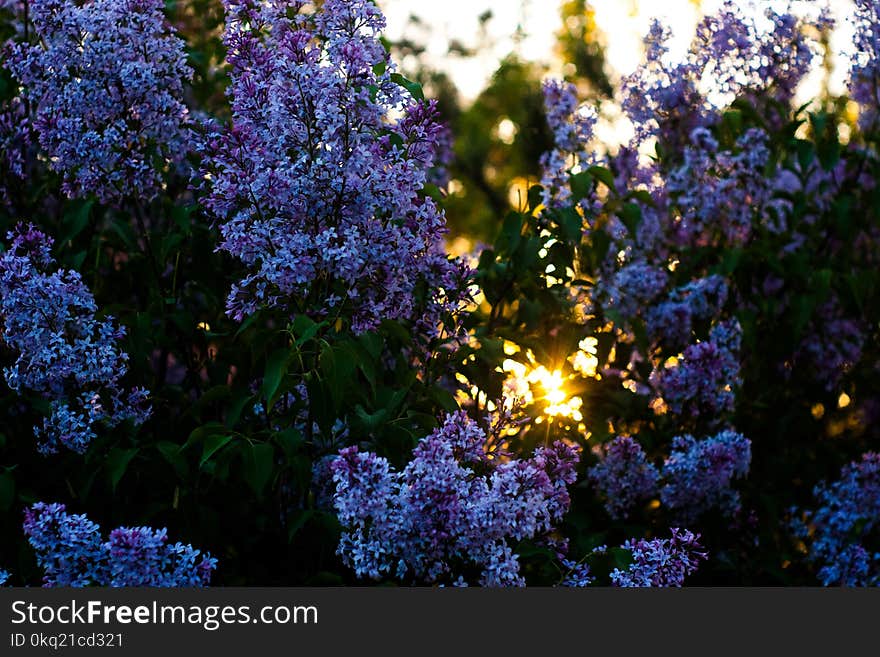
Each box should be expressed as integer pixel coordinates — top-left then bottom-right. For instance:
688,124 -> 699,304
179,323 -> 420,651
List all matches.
667,128 -> 771,247
588,435 -> 659,520
6,0 -> 193,204
23,502 -> 216,587
593,261 -> 668,320
610,528 -> 707,587
559,558 -> 594,587
647,275 -> 729,349
0,224 -> 150,454
0,96 -> 38,207
540,79 -> 598,208
201,0 -> 470,334
849,0 -> 880,131
795,301 -> 866,392
660,431 -> 752,523
621,2 -> 821,150
651,320 -> 742,420
331,411 -> 580,586
793,453 -> 880,586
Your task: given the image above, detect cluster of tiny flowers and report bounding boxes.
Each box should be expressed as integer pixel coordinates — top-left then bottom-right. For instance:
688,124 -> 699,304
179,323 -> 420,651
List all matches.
795,301 -> 866,392
0,96 -> 38,206
610,528 -> 707,587
201,0 -> 470,334
0,570 -> 9,586
23,503 -> 216,587
651,319 -> 742,420
793,453 -> 880,586
588,435 -> 659,520
6,0 -> 193,204
0,224 -> 150,454
559,559 -> 594,587
849,0 -> 880,131
539,79 -> 598,208
667,127 -> 771,247
647,275 -> 729,349
593,260 -> 668,320
660,431 -> 752,523
621,2 -> 820,151
331,411 -> 580,586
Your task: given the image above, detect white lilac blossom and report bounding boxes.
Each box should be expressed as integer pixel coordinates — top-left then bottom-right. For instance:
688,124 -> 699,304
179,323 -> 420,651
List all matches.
6,0 -> 194,204
23,502 -> 216,587
201,0 -> 471,334
660,431 -> 752,523
610,528 -> 707,587
331,411 -> 580,586
588,435 -> 660,520
0,224 -> 150,454
793,452 -> 880,586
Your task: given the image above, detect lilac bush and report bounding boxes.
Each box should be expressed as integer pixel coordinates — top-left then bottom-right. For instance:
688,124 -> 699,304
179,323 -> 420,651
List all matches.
331,411 -> 580,586
23,502 -> 216,587
0,224 -> 150,454
201,0 -> 470,334
6,0 -> 194,204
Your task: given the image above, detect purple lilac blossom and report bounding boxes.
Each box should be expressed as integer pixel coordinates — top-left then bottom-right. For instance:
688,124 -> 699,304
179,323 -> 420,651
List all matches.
539,79 -> 598,209
5,0 -> 193,204
793,452 -> 880,586
647,274 -> 729,348
331,411 -> 580,586
201,0 -> 471,335
593,261 -> 668,320
610,528 -> 707,587
667,127 -> 771,247
559,559 -> 594,587
795,301 -> 866,392
0,224 -> 151,454
660,431 -> 752,522
23,502 -> 216,587
651,319 -> 742,420
621,2 -> 820,151
848,1 -> 880,131
587,435 -> 660,520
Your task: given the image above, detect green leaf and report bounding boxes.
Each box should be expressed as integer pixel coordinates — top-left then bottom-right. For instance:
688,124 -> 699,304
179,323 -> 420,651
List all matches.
243,442 -> 275,496
390,72 -> 424,100
59,198 -> 94,247
288,510 -> 314,542
106,447 -> 138,491
156,442 -> 188,479
570,171 -> 593,202
200,434 -> 235,468
263,347 -> 290,411
619,203 -> 642,236
587,165 -> 615,191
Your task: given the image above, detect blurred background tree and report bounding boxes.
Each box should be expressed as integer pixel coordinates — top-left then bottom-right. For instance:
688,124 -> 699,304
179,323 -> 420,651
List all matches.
387,1 -> 612,243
